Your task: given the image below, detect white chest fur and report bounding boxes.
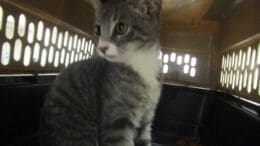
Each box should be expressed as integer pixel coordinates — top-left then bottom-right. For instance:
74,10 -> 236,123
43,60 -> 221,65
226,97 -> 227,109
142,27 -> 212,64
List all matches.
123,49 -> 161,104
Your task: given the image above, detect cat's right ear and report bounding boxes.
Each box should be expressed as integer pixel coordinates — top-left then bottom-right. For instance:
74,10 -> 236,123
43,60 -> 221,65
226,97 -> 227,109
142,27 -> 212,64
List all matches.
84,0 -> 102,17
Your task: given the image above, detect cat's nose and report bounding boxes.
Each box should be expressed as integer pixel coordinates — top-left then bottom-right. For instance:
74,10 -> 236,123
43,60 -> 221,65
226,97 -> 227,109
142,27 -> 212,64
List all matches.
99,45 -> 108,54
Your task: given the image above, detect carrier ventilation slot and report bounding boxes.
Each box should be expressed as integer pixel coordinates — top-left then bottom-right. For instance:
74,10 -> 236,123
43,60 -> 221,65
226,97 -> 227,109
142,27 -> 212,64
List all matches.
220,35 -> 260,101
0,1 -> 95,74
159,51 -> 198,78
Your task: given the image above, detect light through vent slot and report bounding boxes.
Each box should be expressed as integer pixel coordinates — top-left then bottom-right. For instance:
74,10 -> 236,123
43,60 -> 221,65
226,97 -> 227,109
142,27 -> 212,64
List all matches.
90,43 -> 94,55
177,56 -> 183,65
232,71 -> 236,89
73,34 -> 78,49
163,54 -> 169,63
33,43 -> 40,62
221,56 -> 225,69
228,54 -> 232,71
27,22 -> 35,44
37,21 -> 44,41
48,46 -> 54,63
1,42 -> 11,66
234,54 -> 238,70
235,70 -> 240,87
163,64 -> 168,74
253,68 -> 259,90
44,28 -> 50,47
57,32 -> 63,49
68,36 -> 73,51
40,49 -> 47,67
238,50 -> 242,67
65,52 -> 70,67
18,14 -> 27,37
190,67 -> 196,77
81,38 -> 85,51
13,39 -> 23,61
79,52 -> 83,60
170,52 -> 176,62
230,71 -> 233,86
75,54 -> 78,62
184,54 -> 190,64
247,73 -> 252,93
77,38 -> 81,52
70,51 -> 75,63
257,43 -> 260,65
51,26 -> 58,44
54,51 -> 60,67
246,46 -> 251,66
5,15 -> 15,40
60,49 -> 66,64
220,71 -> 223,85
239,74 -> 243,91
259,81 -> 260,96
191,57 -> 197,67
85,41 -> 89,54
23,45 -> 31,66
243,70 -> 248,88
183,65 -> 189,74
250,49 -> 256,70
241,52 -> 246,70
64,31 -> 69,47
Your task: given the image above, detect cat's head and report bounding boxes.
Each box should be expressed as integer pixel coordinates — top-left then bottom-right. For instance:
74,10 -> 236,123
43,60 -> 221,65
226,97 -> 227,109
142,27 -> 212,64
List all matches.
88,0 -> 162,62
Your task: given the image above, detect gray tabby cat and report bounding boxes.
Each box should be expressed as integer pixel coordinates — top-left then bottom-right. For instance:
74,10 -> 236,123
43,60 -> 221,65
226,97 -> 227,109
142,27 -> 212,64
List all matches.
40,0 -> 162,146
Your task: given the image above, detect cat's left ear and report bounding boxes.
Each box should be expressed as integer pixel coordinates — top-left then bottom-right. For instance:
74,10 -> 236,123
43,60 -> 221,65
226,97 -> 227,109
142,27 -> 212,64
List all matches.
84,0 -> 102,16
146,0 -> 162,16
131,0 -> 162,17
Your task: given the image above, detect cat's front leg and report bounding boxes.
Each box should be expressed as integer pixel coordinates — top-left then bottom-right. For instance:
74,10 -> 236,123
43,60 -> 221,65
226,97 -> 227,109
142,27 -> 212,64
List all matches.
100,117 -> 136,146
135,123 -> 152,146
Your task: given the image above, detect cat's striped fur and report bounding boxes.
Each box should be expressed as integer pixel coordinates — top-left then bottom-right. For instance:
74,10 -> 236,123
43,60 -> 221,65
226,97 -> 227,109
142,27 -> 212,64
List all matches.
40,0 -> 162,146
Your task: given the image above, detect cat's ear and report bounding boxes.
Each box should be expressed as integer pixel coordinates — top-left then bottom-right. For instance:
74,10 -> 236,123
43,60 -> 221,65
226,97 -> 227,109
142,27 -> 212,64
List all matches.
84,0 -> 102,16
147,0 -> 162,15
129,0 -> 162,17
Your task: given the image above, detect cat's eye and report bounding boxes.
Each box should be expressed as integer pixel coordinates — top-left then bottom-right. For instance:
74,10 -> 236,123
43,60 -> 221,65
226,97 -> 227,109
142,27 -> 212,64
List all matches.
94,25 -> 101,37
115,22 -> 128,35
